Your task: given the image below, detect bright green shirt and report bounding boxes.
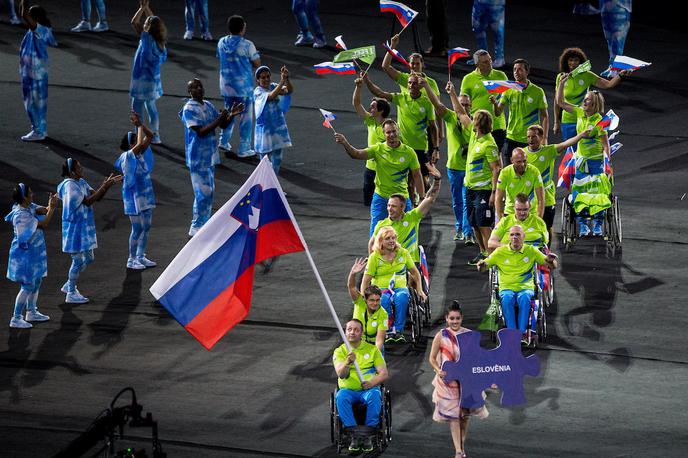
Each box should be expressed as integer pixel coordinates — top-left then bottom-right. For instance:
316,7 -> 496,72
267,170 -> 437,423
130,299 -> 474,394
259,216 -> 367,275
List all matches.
352,296 -> 389,345
502,81 -> 548,143
365,247 -> 415,289
556,71 -> 599,124
496,164 -> 544,215
333,340 -> 386,390
366,142 -> 420,198
485,244 -> 547,292
391,92 -> 436,150
491,213 -> 549,248
364,115 -> 385,171
373,208 -> 424,262
572,106 -> 605,160
443,110 -> 470,171
460,68 -> 508,131
465,129 -> 500,190
396,72 -> 440,97
526,144 -> 560,206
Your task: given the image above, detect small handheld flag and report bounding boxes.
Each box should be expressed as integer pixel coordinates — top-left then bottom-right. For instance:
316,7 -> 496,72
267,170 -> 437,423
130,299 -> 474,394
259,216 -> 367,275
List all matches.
319,108 -> 337,131
610,142 -> 623,156
334,35 -> 347,50
448,47 -> 470,68
483,80 -> 526,94
570,60 -> 592,78
334,46 -> 377,66
419,245 -> 430,289
610,55 -> 651,72
313,61 -> 357,75
382,40 -> 410,67
379,0 -> 418,29
557,146 -> 576,189
596,109 -> 619,131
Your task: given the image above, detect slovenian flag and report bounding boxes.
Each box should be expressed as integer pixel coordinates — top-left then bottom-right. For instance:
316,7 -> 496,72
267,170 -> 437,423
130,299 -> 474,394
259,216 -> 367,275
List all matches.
483,80 -> 526,94
319,108 -> 336,128
335,35 -> 347,50
380,0 -> 418,28
596,109 -> 619,131
610,142 -> 622,156
557,146 -> 576,189
419,245 -> 430,289
382,40 -> 410,67
150,158 -> 305,349
313,61 -> 357,75
448,47 -> 470,68
610,55 -> 651,72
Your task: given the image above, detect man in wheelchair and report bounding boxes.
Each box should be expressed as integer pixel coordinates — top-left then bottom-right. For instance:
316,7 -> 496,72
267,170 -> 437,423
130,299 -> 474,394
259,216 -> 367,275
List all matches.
477,225 -> 558,343
333,319 -> 389,452
487,193 -> 548,253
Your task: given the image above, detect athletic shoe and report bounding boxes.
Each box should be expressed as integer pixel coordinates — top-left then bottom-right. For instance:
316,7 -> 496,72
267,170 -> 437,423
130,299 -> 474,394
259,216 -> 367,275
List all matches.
218,143 -> 232,152
65,291 -> 89,304
492,57 -> 505,68
384,333 -> 397,344
201,32 -> 213,41
183,30 -> 193,40
313,37 -> 327,48
362,436 -> 374,452
592,219 -> 604,236
10,16 -> 21,25
93,21 -> 109,32
464,235 -> 476,246
453,232 -> 464,242
151,134 -> 162,145
237,150 -> 257,158
348,437 -> 362,452
294,33 -> 314,46
578,220 -> 591,236
71,21 -> 92,32
466,58 -> 475,65
138,256 -> 157,268
21,130 -> 46,142
467,253 -> 484,266
127,257 -> 146,270
9,317 -> 32,329
521,337 -> 529,346
394,334 -> 407,344
26,310 -> 50,322
60,282 -> 72,294
600,68 -> 616,78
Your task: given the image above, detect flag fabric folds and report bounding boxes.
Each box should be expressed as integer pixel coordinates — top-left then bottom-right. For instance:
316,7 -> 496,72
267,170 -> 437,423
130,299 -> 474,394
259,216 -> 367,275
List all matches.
334,35 -> 347,50
482,80 -> 526,94
419,245 -> 430,288
379,0 -> 418,28
150,158 -> 305,349
313,61 -> 357,75
319,108 -> 336,128
596,109 -> 619,131
448,47 -> 470,68
382,41 -> 410,67
610,55 -> 651,72
334,46 -> 377,66
570,60 -> 592,77
557,146 -> 576,189
610,142 -> 622,156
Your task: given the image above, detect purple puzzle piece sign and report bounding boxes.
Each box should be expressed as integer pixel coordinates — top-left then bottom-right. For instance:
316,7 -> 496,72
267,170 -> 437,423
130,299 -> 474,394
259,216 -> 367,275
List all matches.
442,329 -> 540,408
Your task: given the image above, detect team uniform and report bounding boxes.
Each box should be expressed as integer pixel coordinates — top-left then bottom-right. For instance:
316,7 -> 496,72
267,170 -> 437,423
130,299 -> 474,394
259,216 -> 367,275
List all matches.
465,129 -> 500,228
180,99 -> 221,236
526,144 -> 560,228
443,110 -> 473,239
496,163 -> 544,216
217,34 -> 260,156
19,23 -> 57,139
491,213 -> 549,248
254,82 -> 292,174
501,81 -> 548,164
130,31 -> 167,140
460,67 -> 508,151
555,70 -> 599,141
362,115 -> 386,207
352,296 -> 389,346
366,247 -> 415,336
373,208 -> 423,263
390,92 -> 435,176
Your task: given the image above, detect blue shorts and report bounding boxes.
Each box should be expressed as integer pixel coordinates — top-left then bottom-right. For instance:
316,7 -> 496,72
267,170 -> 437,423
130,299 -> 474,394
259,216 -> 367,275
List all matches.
466,188 -> 494,228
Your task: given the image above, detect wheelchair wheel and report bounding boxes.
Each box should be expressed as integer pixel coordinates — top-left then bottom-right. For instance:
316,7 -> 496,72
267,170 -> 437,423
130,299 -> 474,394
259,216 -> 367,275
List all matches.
546,268 -> 555,307
377,388 -> 392,450
488,267 -> 501,343
330,392 -> 342,451
537,292 -> 547,343
560,196 -> 576,251
604,195 -> 622,258
408,289 -> 422,345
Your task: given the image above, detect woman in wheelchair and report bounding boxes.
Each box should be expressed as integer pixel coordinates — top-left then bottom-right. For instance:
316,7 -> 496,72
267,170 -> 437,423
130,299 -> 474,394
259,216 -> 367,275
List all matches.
556,73 -> 612,236
429,301 -> 489,458
348,257 -> 388,352
362,226 -> 426,344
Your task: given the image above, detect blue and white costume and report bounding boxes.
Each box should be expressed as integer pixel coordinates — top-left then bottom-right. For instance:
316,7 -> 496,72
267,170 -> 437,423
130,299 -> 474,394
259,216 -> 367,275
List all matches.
57,178 -> 97,293
78,0 -> 107,24
180,99 -> 220,236
292,0 -> 326,43
217,35 -> 260,156
19,23 -> 57,137
5,203 -> 47,319
184,0 -> 210,38
254,82 -> 292,174
115,146 -> 156,260
471,0 -> 505,65
600,0 -> 631,68
130,31 -> 167,137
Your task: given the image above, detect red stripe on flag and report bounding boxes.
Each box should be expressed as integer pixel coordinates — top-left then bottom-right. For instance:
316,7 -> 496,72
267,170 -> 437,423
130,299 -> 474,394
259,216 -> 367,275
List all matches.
255,219 -> 305,265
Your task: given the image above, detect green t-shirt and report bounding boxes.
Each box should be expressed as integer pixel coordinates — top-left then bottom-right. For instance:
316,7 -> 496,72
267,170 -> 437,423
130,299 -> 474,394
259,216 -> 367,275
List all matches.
365,247 -> 415,289
556,71 -> 599,124
366,142 -> 420,198
485,244 -> 547,292
465,129 -> 500,190
395,72 -> 440,98
352,296 -> 389,345
373,208 -> 424,262
572,106 -> 605,160
443,110 -> 470,171
459,68 -> 508,131
502,81 -> 548,143
496,164 -> 544,216
333,340 -> 385,390
364,115 -> 385,171
391,92 -> 436,150
491,213 -> 549,248
526,144 -> 559,206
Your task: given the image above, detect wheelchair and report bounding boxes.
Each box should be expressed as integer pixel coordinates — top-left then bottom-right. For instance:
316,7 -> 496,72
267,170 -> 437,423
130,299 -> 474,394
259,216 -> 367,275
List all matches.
488,266 -> 547,347
385,274 -> 426,346
561,193 -> 622,257
330,386 -> 392,454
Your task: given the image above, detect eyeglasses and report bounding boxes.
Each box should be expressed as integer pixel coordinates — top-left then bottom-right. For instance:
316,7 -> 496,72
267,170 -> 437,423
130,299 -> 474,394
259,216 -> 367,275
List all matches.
590,90 -> 600,94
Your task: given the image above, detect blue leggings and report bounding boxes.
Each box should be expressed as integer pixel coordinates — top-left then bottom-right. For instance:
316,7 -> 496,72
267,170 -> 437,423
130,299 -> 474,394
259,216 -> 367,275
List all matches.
471,1 -> 505,61
260,149 -> 283,175
500,289 -> 533,334
13,278 -> 42,318
22,77 -> 48,136
335,387 -> 382,428
220,96 -> 254,155
292,0 -> 324,39
79,0 -> 106,22
65,250 -> 95,293
184,0 -> 209,34
129,209 -> 153,259
190,167 -> 215,233
447,168 -> 472,237
5,0 -> 19,20
381,287 -> 410,333
601,7 -> 631,67
131,98 -> 159,137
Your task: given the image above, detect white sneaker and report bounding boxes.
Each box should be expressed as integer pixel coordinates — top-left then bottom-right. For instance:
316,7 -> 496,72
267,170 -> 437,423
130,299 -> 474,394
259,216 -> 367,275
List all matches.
237,150 -> 257,158
493,57 -> 506,68
313,37 -> 327,49
10,16 -> 21,25
93,21 -> 109,32
60,282 -> 72,294
201,32 -> 213,41
151,134 -> 162,145
26,310 -> 50,322
218,142 -> 232,152
71,21 -> 92,32
21,130 -> 46,142
65,291 -> 89,304
127,257 -> 146,270
10,316 -> 33,328
183,30 -> 193,40
138,256 -> 157,268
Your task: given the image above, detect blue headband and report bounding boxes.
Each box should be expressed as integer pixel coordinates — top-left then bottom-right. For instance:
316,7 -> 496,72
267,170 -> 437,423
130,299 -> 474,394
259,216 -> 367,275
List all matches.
255,65 -> 270,79
67,157 -> 73,172
18,183 -> 26,199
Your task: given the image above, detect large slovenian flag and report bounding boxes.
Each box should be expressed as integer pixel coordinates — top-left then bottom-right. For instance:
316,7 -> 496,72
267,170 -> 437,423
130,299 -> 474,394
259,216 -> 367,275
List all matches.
596,109 -> 619,131
313,61 -> 357,75
382,40 -> 410,67
380,0 -> 418,28
448,47 -> 470,68
150,158 -> 305,349
610,55 -> 651,72
483,80 -> 526,94
557,146 -> 576,189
